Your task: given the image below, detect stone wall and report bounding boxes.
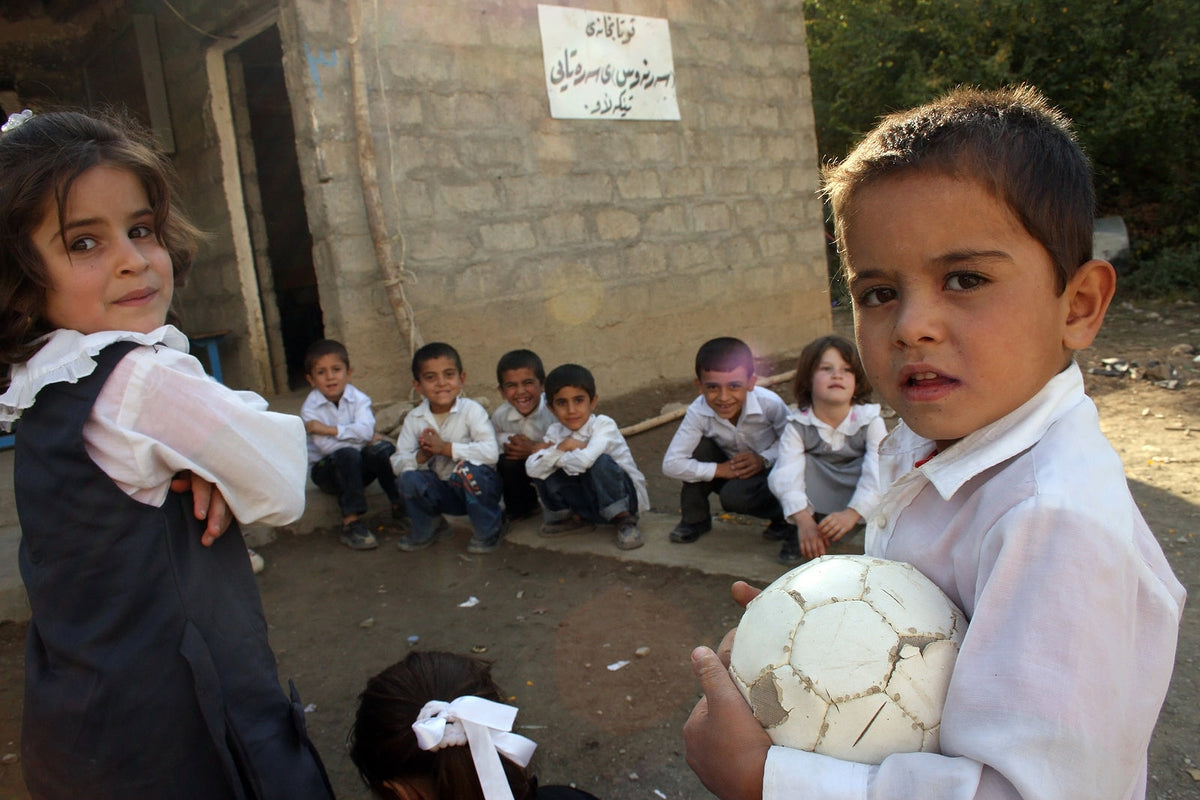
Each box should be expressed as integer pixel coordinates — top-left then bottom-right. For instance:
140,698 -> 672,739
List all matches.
283,0 -> 830,403
93,0 -> 831,401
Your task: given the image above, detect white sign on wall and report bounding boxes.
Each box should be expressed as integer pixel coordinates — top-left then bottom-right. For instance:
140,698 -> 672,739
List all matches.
537,4 -> 680,121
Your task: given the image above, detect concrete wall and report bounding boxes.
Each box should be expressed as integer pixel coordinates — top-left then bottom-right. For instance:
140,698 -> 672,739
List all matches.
282,0 -> 830,402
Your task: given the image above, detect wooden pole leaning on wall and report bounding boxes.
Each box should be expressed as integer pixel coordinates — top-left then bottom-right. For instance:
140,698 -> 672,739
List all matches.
618,369 -> 798,438
347,0 -> 421,355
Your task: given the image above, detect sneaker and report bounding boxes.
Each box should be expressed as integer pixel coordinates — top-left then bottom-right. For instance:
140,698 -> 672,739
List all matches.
539,515 -> 592,537
396,517 -> 451,552
777,540 -> 802,565
669,520 -> 711,544
615,518 -> 644,550
247,548 -> 265,574
340,520 -> 379,551
763,519 -> 795,541
468,520 -> 509,554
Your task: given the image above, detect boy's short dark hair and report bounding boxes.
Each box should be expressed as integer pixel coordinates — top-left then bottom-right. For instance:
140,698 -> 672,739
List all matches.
303,339 -> 350,374
792,334 -> 872,409
544,363 -> 596,401
496,349 -> 545,385
823,84 -> 1094,293
694,337 -> 755,378
411,342 -> 463,378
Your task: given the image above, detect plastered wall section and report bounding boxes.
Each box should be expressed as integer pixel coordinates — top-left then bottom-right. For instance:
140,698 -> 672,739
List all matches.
285,0 -> 830,403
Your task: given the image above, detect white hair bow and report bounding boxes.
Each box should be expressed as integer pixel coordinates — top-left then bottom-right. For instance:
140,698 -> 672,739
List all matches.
2,109 -> 32,133
412,696 -> 538,800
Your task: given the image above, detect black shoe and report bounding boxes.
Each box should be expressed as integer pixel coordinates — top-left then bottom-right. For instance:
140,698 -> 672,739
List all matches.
468,520 -> 509,554
763,519 -> 795,541
777,540 -> 802,565
669,521 -> 711,543
396,517 -> 451,551
339,520 -> 379,551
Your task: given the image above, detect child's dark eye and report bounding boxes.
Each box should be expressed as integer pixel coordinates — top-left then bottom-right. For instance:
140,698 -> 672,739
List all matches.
129,224 -> 154,239
69,236 -> 97,252
856,285 -> 896,307
945,272 -> 986,291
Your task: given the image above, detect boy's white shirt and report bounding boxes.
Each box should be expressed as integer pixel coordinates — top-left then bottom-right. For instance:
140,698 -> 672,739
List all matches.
0,326 -> 306,527
767,403 -> 886,519
491,396 -> 555,447
764,363 -> 1186,800
661,385 -> 789,483
301,383 -> 378,464
525,413 -> 650,512
391,396 -> 499,480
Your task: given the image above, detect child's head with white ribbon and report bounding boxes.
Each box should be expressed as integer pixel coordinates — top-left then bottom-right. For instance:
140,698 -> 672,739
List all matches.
349,651 -> 538,800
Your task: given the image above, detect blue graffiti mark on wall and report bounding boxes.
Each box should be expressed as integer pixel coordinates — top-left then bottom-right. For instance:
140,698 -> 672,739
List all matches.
305,43 -> 338,99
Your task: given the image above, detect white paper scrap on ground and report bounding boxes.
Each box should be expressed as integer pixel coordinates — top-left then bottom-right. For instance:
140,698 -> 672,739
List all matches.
459,596 -> 480,608
606,660 -> 631,671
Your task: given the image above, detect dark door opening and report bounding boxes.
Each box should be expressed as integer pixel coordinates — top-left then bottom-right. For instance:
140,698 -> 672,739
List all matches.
231,26 -> 321,389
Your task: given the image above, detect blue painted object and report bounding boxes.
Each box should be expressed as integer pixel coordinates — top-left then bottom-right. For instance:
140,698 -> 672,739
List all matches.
189,330 -> 230,385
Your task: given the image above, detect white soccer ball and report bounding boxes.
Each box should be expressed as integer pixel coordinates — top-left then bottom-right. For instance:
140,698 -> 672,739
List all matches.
729,555 -> 967,764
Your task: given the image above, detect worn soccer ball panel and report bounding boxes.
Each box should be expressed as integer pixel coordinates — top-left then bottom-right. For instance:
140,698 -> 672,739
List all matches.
729,555 -> 967,765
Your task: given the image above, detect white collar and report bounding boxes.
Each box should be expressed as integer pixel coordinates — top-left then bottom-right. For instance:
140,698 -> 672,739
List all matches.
1,325 -> 187,424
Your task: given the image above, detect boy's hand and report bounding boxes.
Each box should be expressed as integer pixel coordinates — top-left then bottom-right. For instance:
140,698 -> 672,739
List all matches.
419,428 -> 449,458
684,645 -> 770,800
170,471 -> 231,547
818,508 -> 861,542
557,437 -> 585,452
304,419 -> 337,437
504,433 -> 537,459
791,509 -> 827,559
729,451 -> 765,479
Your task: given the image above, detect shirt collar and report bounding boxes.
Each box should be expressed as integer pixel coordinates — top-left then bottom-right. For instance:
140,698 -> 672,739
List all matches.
881,363 -> 1086,501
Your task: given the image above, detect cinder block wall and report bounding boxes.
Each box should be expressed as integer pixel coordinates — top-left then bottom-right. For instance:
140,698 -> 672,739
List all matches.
286,0 -> 830,404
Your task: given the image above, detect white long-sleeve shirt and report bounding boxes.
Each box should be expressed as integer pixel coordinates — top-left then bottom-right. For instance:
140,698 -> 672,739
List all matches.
525,413 -> 650,512
300,383 -> 378,464
661,386 -> 789,483
390,396 -> 499,480
767,403 -> 887,519
764,364 -> 1186,800
491,397 -> 556,448
0,326 -> 306,527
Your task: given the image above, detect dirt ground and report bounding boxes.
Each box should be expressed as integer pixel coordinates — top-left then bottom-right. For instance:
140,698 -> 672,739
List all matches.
0,300 -> 1197,800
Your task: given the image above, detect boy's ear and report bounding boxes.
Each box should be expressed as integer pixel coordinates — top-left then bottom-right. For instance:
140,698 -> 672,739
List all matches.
305,373 -> 317,389
746,372 -> 758,391
1062,259 -> 1117,352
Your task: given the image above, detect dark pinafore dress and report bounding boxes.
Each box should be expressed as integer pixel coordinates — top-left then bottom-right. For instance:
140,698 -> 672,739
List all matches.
15,342 -> 334,800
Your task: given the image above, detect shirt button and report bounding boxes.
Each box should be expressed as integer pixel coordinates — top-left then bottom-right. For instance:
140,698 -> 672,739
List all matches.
875,514 -> 888,528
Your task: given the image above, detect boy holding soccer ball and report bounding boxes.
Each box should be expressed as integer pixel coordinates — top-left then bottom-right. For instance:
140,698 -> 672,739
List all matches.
684,86 -> 1185,799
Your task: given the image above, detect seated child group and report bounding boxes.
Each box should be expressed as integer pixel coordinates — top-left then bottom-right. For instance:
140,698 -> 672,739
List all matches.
300,328 -> 883,566
302,332 -> 881,564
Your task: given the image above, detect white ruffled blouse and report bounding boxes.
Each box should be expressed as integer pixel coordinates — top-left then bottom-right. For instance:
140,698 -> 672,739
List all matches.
1,326 -> 306,526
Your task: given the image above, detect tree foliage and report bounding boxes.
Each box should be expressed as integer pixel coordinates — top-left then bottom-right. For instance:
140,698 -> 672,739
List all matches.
804,0 -> 1200,289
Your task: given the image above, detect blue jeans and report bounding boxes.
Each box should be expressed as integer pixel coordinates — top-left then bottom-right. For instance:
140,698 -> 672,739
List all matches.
532,454 -> 638,524
310,441 -> 402,517
400,462 -> 504,545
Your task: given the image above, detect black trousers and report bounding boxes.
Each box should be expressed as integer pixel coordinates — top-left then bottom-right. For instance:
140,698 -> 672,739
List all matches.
678,437 -> 785,525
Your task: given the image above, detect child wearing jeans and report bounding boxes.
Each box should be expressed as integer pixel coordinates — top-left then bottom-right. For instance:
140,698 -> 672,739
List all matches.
684,86 -> 1185,800
302,338 -> 405,551
391,342 -> 505,554
767,334 -> 885,564
491,348 -> 555,521
525,363 -> 649,551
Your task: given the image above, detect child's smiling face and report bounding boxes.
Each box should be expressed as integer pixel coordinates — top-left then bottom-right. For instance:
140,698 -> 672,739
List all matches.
413,355 -> 464,414
307,353 -> 351,404
696,366 -> 755,423
35,164 -> 173,336
845,173 -> 1095,450
498,367 -> 543,417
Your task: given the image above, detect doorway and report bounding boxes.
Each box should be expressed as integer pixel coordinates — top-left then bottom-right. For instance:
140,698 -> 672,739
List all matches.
228,25 -> 322,390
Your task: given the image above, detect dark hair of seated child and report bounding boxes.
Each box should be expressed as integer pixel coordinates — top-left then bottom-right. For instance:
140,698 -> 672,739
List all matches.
349,651 -> 601,800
